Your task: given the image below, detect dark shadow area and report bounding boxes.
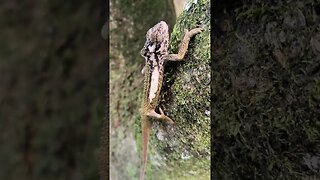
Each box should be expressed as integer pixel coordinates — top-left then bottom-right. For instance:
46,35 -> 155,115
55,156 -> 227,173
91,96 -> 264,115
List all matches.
212,0 -> 320,179
0,1 -> 106,179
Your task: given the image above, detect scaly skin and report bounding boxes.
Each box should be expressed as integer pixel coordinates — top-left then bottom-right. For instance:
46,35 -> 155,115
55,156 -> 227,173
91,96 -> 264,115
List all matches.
139,21 -> 203,180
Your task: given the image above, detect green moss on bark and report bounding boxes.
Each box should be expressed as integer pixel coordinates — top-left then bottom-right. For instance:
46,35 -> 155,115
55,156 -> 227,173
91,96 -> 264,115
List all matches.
140,0 -> 211,179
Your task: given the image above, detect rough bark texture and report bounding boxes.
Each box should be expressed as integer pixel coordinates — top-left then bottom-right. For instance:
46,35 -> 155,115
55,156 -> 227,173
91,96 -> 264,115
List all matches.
213,0 -> 320,179
153,0 -> 211,179
108,0 -> 210,179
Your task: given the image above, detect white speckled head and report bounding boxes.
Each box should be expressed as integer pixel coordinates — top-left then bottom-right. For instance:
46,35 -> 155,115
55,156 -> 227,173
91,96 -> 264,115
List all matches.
147,21 -> 169,43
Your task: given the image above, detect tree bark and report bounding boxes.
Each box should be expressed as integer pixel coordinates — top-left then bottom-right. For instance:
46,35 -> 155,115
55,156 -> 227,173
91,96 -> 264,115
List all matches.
105,0 -> 210,179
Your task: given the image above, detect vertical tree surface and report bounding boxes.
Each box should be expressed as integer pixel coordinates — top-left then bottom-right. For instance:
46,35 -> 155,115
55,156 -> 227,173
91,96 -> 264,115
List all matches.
107,0 -> 210,179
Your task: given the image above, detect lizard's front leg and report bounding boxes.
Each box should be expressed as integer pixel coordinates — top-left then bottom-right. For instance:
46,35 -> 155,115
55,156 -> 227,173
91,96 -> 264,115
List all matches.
141,65 -> 146,75
146,108 -> 174,125
164,27 -> 203,61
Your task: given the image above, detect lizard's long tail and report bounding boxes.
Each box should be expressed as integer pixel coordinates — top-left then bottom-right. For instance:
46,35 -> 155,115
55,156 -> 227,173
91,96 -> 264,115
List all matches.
139,116 -> 152,180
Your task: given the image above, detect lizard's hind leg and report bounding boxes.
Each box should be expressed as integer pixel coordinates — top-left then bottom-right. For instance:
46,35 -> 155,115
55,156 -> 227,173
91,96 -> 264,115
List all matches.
146,108 -> 174,124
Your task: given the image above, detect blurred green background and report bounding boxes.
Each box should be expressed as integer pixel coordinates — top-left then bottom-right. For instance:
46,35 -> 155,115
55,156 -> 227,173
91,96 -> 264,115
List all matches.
0,1 -> 106,179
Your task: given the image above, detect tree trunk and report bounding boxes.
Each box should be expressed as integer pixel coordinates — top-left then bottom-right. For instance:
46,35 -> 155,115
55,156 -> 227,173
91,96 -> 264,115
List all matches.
105,0 -> 210,179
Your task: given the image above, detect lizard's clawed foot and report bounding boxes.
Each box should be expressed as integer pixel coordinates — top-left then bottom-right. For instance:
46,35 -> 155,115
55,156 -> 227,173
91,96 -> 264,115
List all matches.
187,27 -> 204,37
159,107 -> 174,125
146,109 -> 174,125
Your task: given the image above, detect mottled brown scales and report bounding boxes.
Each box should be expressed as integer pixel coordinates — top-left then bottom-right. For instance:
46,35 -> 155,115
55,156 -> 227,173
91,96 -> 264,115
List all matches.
139,21 -> 203,180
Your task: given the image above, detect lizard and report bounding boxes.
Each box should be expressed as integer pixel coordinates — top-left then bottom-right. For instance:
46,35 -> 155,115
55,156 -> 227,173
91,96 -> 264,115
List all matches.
139,21 -> 203,180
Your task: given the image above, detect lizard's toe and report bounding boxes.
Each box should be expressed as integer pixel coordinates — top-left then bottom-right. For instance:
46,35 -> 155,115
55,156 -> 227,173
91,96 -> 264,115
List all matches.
166,118 -> 174,125
159,107 -> 164,115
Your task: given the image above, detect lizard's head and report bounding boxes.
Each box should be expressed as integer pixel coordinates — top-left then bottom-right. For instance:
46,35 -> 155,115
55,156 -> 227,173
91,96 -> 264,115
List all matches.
141,21 -> 169,58
146,21 -> 169,43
